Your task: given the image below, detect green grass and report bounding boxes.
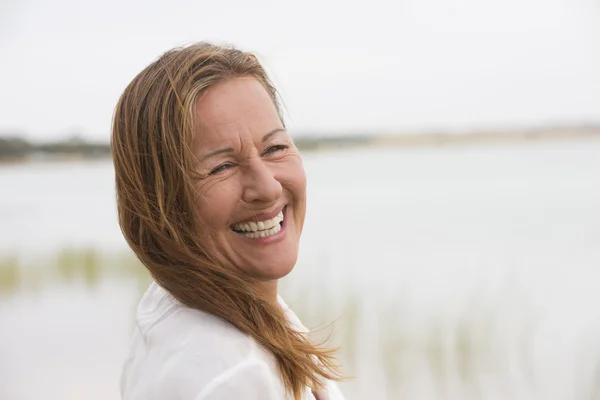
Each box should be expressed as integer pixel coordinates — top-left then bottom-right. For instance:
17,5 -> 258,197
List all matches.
2,247 -> 599,399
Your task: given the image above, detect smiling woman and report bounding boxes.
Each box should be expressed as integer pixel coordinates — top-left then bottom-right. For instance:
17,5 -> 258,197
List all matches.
111,42 -> 344,400
192,78 -> 306,289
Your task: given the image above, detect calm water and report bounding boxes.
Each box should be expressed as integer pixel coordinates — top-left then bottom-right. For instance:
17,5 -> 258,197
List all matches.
1,139 -> 600,400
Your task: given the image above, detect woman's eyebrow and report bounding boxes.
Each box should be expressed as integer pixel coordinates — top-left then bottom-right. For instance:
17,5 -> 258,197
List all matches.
201,147 -> 234,161
262,128 -> 286,142
201,128 -> 286,161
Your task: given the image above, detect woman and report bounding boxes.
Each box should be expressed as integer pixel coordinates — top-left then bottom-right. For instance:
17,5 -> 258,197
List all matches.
112,42 -> 344,400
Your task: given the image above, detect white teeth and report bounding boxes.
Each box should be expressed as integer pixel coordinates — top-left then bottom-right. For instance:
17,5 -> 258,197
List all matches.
231,211 -> 284,237
240,223 -> 282,238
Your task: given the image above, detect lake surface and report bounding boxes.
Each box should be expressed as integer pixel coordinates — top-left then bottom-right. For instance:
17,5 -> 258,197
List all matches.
1,139 -> 600,400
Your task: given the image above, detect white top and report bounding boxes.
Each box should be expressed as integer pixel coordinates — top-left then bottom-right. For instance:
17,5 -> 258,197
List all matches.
121,282 -> 345,400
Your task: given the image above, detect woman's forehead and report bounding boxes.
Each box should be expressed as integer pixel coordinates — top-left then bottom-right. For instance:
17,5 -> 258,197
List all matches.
192,78 -> 282,152
194,77 -> 279,132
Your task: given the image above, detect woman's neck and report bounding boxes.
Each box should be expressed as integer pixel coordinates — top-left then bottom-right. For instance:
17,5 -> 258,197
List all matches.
253,279 -> 279,306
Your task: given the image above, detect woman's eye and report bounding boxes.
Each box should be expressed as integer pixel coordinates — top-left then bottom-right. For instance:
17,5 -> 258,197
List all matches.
209,163 -> 234,175
263,144 -> 289,155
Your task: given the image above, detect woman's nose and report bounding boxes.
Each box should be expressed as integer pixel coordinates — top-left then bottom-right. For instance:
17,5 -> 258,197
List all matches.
241,158 -> 282,204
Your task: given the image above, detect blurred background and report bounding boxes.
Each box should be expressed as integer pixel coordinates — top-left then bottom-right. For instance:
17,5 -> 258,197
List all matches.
1,0 -> 600,399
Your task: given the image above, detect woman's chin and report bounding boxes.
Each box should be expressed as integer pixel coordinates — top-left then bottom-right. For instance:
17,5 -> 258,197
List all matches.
232,236 -> 300,281
252,259 -> 297,281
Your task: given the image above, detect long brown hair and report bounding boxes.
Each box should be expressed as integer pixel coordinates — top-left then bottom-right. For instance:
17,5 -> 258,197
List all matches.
111,42 -> 340,398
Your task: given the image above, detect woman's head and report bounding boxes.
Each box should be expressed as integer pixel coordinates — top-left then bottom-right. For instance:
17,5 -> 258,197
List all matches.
111,42 -> 338,399
192,76 -> 306,294
112,42 -> 305,291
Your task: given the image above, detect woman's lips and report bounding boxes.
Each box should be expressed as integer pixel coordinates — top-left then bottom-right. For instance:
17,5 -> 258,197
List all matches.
230,206 -> 287,240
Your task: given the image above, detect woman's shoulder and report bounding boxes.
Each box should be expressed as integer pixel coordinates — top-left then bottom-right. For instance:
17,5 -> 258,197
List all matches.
137,282 -> 248,346
122,282 -> 284,400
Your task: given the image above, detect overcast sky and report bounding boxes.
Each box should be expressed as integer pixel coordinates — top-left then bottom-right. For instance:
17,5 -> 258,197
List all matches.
1,0 -> 599,141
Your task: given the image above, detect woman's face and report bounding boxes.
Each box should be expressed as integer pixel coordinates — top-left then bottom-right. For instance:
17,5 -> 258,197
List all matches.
192,77 -> 306,291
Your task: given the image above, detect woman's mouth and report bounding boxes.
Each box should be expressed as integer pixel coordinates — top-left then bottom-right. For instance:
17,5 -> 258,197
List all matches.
230,209 -> 285,239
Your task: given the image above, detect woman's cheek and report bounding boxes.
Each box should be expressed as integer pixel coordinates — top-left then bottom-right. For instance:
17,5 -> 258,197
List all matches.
195,179 -> 240,230
275,154 -> 306,185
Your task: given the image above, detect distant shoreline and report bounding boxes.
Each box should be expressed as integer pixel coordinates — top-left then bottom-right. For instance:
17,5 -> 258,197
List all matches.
295,127 -> 600,151
1,127 -> 598,165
